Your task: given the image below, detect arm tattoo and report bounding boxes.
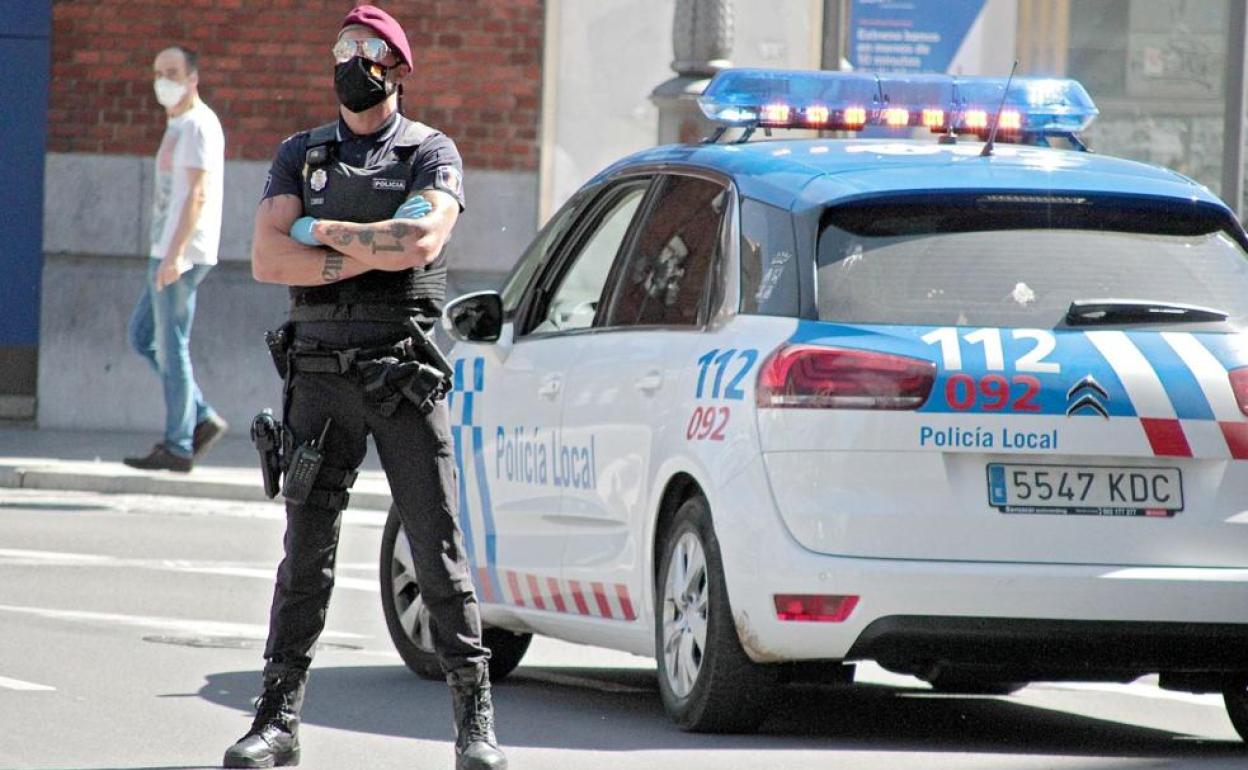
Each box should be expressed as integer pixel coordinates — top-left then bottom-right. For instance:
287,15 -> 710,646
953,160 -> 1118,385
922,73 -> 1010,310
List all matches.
323,224 -> 355,248
371,222 -> 412,254
321,253 -> 344,283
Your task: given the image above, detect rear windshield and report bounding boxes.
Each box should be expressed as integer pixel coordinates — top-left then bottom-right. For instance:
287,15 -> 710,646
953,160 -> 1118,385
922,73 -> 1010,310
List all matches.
816,200 -> 1248,328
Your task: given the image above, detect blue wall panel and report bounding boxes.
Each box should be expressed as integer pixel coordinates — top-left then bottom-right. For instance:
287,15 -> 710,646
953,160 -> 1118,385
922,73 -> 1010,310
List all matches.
0,7 -> 51,350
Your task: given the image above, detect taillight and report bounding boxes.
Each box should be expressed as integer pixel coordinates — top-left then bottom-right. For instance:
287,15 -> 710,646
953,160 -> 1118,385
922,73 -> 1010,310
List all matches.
774,594 -> 859,622
756,344 -> 935,409
1229,368 -> 1248,416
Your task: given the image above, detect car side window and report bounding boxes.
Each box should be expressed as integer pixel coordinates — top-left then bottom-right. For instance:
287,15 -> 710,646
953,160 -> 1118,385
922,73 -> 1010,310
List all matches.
500,196 -> 583,316
526,184 -> 648,336
739,198 -> 800,316
600,174 -> 728,328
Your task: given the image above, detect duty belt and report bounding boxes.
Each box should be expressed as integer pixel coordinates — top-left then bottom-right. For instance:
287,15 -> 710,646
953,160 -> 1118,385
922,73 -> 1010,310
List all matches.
289,338 -> 416,375
288,303 -> 437,325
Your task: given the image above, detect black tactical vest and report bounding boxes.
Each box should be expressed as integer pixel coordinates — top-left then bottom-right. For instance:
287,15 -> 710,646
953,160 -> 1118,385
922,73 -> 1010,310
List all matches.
288,118 -> 448,323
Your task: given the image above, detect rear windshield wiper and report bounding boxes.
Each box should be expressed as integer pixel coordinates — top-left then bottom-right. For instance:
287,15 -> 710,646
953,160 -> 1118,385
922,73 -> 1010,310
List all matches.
1066,299 -> 1229,326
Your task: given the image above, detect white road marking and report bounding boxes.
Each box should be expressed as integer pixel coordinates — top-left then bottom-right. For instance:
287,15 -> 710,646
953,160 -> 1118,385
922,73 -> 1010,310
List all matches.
0,548 -> 112,564
0,549 -> 377,592
0,675 -> 56,692
0,490 -> 390,526
0,603 -> 366,640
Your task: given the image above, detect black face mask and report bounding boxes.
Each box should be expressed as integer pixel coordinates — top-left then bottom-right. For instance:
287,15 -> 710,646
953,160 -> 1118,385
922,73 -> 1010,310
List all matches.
334,56 -> 394,113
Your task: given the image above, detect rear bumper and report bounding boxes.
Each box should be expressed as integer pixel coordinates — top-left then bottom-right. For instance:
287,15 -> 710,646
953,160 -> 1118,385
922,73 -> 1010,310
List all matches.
711,455 -> 1248,673
722,544 -> 1248,669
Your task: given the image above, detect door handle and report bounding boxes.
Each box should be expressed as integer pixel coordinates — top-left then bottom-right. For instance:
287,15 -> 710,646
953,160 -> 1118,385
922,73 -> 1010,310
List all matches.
538,376 -> 562,399
635,371 -> 663,394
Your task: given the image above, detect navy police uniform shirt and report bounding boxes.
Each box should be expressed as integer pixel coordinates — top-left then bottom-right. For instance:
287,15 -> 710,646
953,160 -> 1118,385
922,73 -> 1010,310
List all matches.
261,112 -> 466,211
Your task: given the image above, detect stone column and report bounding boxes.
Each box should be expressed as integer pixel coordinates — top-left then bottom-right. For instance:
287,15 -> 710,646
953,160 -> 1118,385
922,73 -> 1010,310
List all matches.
1223,0 -> 1247,219
821,0 -> 848,71
651,0 -> 734,145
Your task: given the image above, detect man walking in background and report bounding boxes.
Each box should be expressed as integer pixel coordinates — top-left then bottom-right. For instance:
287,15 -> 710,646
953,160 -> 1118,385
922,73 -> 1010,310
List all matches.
124,46 -> 228,472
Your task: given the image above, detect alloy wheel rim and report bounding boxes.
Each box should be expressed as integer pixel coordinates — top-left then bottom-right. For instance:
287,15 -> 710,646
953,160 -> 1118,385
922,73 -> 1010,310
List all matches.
662,531 -> 709,698
391,524 -> 435,652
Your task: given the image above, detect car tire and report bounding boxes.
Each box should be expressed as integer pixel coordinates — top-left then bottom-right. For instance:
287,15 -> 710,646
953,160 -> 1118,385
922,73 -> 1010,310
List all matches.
655,495 -> 777,733
1224,679 -> 1248,741
380,507 -> 532,682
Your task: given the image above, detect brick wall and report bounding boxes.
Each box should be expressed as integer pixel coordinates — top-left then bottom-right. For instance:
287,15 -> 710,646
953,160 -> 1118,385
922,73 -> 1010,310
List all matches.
48,0 -> 543,170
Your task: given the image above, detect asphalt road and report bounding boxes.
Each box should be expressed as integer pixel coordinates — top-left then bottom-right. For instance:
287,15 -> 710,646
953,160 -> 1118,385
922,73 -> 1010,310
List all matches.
0,488 -> 1244,770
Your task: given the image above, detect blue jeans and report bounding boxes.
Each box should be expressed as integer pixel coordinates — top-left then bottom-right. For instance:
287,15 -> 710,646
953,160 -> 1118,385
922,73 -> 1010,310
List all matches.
127,259 -> 217,458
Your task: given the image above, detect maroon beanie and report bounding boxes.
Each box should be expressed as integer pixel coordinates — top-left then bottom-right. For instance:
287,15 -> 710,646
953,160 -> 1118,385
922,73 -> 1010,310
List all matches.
341,5 -> 412,69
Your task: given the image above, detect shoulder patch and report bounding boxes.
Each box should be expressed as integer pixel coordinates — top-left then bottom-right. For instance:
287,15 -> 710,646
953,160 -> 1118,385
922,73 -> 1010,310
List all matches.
435,165 -> 463,199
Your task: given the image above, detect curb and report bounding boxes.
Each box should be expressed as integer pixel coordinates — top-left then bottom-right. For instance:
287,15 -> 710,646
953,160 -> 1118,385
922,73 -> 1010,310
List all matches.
0,463 -> 393,512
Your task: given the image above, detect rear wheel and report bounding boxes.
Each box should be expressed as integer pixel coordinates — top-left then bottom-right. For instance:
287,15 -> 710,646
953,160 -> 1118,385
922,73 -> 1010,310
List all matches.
655,496 -> 777,732
1224,679 -> 1248,741
380,507 -> 531,681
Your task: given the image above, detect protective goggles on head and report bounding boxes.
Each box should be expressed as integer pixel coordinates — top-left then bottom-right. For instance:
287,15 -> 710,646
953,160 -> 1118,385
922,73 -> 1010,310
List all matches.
332,37 -> 392,64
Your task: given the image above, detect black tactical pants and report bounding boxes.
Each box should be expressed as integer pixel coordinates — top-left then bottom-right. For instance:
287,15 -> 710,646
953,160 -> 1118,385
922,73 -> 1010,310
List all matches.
263,320 -> 489,676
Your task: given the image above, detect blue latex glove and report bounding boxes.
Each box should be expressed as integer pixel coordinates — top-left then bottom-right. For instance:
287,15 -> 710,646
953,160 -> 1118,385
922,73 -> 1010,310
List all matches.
289,216 -> 320,246
394,195 -> 432,220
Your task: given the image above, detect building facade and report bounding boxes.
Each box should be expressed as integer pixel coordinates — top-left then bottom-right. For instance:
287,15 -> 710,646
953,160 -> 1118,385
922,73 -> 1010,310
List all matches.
10,0 -> 1248,433
35,0 -> 543,432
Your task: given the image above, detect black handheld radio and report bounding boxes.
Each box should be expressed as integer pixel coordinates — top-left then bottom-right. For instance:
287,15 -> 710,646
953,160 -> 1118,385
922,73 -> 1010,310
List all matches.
281,418 -> 332,504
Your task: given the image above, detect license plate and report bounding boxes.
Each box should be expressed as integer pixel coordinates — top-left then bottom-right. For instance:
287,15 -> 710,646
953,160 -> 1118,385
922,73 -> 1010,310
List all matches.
986,463 -> 1183,517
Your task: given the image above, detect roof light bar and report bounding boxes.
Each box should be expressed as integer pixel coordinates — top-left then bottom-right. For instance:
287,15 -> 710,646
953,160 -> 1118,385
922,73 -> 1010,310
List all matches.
963,109 -> 989,131
698,69 -> 881,131
697,68 -> 1099,141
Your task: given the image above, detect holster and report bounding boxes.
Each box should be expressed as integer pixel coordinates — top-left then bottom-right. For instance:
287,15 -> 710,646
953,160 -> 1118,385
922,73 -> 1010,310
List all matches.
358,357 -> 446,416
265,323 -> 294,380
250,408 -> 288,499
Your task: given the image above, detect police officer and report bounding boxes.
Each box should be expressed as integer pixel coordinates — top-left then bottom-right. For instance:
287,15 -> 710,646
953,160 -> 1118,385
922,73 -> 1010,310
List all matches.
225,6 -> 503,769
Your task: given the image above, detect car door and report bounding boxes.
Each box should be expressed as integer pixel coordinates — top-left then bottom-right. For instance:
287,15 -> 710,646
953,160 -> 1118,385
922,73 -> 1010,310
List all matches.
557,171 -> 733,630
449,195 -> 583,605
466,177 -> 653,614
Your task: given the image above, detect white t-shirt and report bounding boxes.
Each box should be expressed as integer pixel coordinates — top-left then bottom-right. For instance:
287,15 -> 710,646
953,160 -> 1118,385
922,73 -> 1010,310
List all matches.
149,100 -> 225,265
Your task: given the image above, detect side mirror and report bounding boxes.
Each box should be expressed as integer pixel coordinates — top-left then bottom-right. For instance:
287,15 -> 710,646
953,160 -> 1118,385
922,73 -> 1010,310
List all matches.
442,290 -> 504,343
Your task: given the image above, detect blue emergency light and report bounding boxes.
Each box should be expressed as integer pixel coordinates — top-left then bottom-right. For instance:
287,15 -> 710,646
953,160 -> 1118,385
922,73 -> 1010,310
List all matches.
698,68 -> 1099,142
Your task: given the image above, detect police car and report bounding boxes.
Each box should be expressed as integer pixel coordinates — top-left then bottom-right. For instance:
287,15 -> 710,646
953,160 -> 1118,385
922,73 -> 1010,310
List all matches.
380,69 -> 1248,737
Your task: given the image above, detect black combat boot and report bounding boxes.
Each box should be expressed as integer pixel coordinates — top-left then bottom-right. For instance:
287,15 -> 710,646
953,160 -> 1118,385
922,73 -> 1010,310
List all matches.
447,666 -> 507,770
223,669 -> 306,768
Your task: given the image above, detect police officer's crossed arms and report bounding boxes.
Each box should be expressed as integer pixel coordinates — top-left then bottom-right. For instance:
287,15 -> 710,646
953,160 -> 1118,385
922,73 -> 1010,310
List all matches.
250,119 -> 460,286
225,6 -> 503,770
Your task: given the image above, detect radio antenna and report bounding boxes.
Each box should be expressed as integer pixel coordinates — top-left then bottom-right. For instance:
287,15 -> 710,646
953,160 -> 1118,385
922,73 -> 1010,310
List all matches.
981,59 -> 1019,158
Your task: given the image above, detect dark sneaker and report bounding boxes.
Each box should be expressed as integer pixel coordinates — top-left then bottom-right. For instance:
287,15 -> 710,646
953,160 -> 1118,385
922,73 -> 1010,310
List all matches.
192,414 -> 229,459
122,444 -> 192,473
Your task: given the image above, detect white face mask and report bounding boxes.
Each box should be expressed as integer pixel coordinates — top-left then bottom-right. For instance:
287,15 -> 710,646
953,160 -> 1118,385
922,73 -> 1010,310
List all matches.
154,77 -> 188,108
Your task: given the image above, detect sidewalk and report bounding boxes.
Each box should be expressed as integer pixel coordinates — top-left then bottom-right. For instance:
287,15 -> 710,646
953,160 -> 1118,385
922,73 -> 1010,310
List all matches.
0,425 -> 393,511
